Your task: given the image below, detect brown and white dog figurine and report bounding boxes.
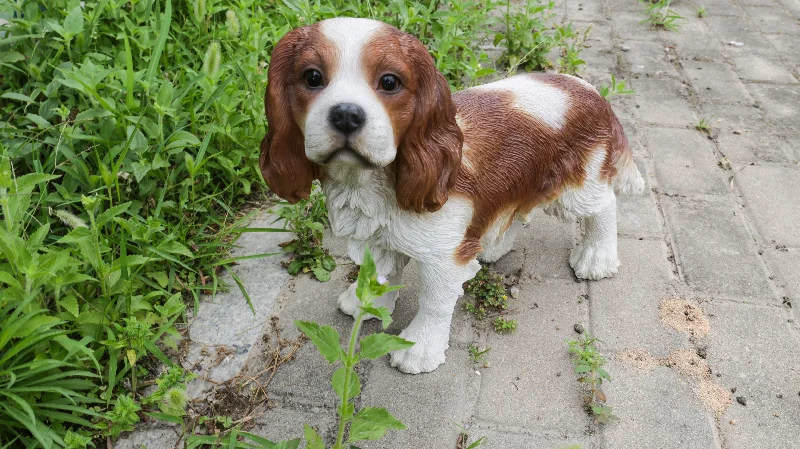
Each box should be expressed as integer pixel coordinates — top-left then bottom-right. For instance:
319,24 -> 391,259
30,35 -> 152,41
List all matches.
260,18 -> 645,374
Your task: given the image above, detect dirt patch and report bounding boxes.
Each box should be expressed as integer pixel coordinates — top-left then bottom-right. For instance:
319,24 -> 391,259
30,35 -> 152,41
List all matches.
617,348 -> 659,370
659,298 -> 710,341
617,348 -> 731,415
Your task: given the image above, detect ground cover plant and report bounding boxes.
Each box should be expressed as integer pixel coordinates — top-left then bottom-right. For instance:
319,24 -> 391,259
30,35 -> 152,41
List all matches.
567,333 -> 617,424
0,0 -> 604,445
639,0 -> 684,31
464,266 -> 518,332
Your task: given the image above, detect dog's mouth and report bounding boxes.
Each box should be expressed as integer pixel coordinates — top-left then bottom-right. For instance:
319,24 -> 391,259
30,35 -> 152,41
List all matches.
323,147 -> 377,168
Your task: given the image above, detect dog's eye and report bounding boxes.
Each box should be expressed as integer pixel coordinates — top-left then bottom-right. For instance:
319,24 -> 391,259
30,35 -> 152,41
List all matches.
379,74 -> 400,92
304,69 -> 323,88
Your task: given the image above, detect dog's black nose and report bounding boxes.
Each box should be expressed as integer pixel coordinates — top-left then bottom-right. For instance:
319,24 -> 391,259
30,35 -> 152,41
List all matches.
329,103 -> 365,134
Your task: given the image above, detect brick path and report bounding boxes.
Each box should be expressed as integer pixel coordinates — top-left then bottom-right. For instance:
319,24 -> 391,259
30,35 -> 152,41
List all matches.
117,1 -> 800,448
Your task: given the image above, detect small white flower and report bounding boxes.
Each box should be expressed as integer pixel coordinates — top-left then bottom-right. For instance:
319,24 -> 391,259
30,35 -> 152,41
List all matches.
377,275 -> 388,285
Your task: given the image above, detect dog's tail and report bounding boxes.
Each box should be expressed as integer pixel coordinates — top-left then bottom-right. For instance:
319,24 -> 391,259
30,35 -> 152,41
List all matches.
609,113 -> 645,196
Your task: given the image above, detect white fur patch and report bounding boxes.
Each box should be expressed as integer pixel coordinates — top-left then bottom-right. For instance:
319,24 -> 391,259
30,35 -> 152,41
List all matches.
473,75 -> 569,129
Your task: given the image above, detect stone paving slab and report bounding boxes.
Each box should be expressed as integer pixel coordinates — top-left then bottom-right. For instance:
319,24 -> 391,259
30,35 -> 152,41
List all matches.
601,361 -> 720,449
590,239 -> 686,355
705,301 -> 800,449
662,195 -> 774,301
629,78 -> 698,127
735,164 -> 800,247
715,131 -> 795,164
648,127 -> 729,196
359,348 -> 481,449
476,280 -> 590,431
469,426 -> 599,449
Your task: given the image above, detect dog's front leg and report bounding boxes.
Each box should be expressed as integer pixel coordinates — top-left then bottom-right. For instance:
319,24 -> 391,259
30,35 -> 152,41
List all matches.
338,250 -> 409,320
389,258 -> 481,374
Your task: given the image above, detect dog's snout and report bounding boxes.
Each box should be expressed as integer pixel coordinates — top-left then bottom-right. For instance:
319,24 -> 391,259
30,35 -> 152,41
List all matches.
329,103 -> 365,134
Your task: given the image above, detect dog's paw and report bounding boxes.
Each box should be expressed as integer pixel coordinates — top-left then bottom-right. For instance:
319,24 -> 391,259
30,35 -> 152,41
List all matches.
337,283 -> 361,318
389,329 -> 448,374
570,242 -> 620,280
338,282 -> 397,320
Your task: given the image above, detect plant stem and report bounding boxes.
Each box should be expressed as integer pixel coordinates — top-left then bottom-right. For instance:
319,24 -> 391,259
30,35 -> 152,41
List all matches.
334,308 -> 367,449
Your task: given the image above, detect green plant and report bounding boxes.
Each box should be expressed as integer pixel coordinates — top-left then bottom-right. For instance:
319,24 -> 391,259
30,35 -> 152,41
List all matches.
275,184 -> 336,282
640,0 -> 684,31
468,344 -> 492,366
493,317 -> 517,333
102,395 -> 141,437
455,422 -> 487,448
296,246 -> 413,448
697,5 -> 707,18
695,116 -> 714,134
494,0 -> 558,72
567,334 -> 617,424
598,75 -> 636,100
464,266 -> 509,320
555,22 -> 592,76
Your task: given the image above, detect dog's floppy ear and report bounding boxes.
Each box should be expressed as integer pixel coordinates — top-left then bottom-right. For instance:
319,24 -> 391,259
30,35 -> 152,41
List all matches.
259,26 -> 321,203
393,35 -> 463,213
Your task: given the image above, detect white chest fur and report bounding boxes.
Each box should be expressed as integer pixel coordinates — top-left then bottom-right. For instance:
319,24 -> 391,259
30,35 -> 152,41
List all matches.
323,167 -> 404,275
322,166 -> 476,276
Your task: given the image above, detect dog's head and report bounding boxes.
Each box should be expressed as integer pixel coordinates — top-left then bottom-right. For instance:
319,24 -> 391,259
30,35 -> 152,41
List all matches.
259,18 -> 463,212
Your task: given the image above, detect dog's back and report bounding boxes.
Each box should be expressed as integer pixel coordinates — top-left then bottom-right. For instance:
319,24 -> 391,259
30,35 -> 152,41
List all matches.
449,73 -> 644,264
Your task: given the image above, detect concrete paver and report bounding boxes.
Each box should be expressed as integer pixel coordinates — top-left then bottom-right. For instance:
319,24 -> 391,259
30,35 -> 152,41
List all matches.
648,127 -> 729,196
662,196 -> 773,301
590,239 -> 686,355
705,302 -> 800,449
476,280 -> 590,431
735,164 -> 800,247
602,361 -> 719,449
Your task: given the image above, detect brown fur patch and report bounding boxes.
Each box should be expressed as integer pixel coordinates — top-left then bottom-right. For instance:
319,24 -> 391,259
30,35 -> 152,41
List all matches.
259,24 -> 335,203
365,26 -> 463,214
450,74 -> 625,264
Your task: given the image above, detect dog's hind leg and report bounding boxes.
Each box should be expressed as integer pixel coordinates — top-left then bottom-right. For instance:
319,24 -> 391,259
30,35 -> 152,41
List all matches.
559,148 -> 621,280
569,192 -> 620,280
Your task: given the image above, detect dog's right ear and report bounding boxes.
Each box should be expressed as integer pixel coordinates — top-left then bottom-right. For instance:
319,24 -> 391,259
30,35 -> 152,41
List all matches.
259,26 -> 321,203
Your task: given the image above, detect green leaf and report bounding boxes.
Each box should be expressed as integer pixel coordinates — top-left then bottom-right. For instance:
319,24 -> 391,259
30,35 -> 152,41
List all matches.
1,92 -> 34,103
58,297 -> 80,318
347,407 -> 406,442
360,306 -> 392,329
158,240 -> 193,258
63,6 -> 85,37
311,266 -> 331,282
355,246 -> 377,302
295,321 -> 342,364
304,424 -> 325,449
358,333 -> 414,360
331,367 -> 361,402
146,0 -> 172,85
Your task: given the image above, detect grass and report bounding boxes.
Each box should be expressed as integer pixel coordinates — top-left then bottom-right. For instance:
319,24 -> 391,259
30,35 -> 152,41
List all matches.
468,344 -> 492,367
0,0 -> 594,445
275,183 -> 336,282
697,5 -> 707,18
599,74 -> 636,100
695,116 -> 715,135
640,0 -> 684,31
567,333 -> 617,424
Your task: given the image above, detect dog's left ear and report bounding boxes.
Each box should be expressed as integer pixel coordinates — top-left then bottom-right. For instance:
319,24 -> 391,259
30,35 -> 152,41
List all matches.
259,26 -> 321,204
393,35 -> 463,213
